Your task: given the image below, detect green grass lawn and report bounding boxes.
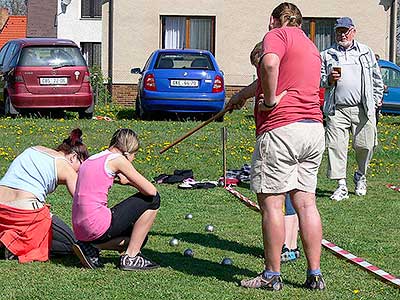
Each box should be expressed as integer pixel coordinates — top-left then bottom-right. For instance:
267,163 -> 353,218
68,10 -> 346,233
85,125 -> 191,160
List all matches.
0,108 -> 399,299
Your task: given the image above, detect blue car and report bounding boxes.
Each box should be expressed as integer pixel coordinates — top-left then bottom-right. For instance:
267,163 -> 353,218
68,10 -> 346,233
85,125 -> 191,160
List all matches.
131,49 -> 225,120
379,59 -> 400,114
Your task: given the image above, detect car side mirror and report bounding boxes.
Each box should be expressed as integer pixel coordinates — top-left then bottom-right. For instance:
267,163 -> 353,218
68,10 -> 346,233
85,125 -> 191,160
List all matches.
131,68 -> 141,74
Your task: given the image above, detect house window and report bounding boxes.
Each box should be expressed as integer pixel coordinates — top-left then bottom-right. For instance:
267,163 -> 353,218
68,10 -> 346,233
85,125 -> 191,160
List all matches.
81,0 -> 102,18
302,18 -> 336,51
81,42 -> 101,67
161,16 -> 215,54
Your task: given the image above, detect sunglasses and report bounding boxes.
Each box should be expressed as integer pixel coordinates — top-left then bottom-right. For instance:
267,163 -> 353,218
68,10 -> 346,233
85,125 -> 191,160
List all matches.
336,27 -> 354,36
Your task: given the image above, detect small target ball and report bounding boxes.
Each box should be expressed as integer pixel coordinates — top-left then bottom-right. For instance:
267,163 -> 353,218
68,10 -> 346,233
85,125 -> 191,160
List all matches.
183,248 -> 194,257
205,224 -> 214,232
169,238 -> 179,246
221,257 -> 233,265
185,214 -> 193,219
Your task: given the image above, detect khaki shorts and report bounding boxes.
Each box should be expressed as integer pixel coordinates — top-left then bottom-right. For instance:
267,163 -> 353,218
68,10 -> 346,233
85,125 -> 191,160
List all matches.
250,121 -> 325,194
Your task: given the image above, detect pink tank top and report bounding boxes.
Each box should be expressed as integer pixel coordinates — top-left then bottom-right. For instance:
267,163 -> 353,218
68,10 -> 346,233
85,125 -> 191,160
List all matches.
72,151 -> 115,241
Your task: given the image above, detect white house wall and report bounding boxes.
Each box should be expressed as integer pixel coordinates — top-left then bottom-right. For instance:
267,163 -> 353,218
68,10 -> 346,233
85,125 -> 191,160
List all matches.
103,0 -> 391,87
57,0 -> 102,46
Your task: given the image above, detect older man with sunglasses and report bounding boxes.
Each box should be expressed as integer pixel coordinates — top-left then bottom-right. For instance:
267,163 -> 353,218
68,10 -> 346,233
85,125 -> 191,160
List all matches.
320,17 -> 384,201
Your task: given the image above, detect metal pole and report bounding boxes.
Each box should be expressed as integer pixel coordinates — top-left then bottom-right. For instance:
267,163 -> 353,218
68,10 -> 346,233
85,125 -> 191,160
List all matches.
389,0 -> 397,62
222,127 -> 227,187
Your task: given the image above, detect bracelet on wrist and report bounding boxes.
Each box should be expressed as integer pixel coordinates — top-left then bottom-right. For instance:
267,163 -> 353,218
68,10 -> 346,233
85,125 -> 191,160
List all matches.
262,101 -> 277,109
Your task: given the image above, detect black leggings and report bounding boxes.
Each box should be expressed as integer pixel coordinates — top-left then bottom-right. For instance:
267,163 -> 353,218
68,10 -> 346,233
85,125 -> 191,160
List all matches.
92,192 -> 160,245
51,215 -> 76,256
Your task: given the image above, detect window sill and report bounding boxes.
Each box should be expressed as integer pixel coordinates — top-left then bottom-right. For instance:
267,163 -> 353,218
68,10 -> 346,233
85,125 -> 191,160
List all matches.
80,17 -> 102,20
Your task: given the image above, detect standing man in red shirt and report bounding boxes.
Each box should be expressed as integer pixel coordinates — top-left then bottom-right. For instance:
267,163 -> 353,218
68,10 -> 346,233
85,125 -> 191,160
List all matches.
227,2 -> 325,291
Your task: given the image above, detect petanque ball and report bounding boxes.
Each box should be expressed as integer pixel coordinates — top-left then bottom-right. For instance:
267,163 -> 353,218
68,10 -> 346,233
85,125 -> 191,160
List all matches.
169,238 -> 179,247
185,213 -> 193,219
205,224 -> 214,232
183,248 -> 194,257
221,257 -> 233,265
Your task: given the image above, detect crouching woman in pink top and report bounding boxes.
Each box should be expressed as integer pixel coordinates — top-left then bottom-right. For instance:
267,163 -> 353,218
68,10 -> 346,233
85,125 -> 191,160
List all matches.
72,128 -> 160,270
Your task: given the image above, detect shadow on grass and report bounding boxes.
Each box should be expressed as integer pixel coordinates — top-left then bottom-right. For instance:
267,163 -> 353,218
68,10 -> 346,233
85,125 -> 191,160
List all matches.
143,248 -> 257,284
114,107 -> 137,120
316,188 -> 333,198
50,252 -> 119,269
152,231 -> 263,258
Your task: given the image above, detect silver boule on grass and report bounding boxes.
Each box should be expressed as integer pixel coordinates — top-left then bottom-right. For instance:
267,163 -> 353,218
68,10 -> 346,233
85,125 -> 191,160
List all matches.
205,224 -> 214,232
183,248 -> 194,257
221,257 -> 233,265
185,213 -> 193,219
169,238 -> 179,246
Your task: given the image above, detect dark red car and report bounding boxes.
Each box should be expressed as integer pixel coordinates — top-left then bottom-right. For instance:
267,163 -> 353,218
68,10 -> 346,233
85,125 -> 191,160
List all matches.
0,38 -> 94,118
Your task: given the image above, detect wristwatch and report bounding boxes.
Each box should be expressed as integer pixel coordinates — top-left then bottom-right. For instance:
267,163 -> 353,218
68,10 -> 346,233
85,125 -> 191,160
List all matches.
263,101 -> 277,109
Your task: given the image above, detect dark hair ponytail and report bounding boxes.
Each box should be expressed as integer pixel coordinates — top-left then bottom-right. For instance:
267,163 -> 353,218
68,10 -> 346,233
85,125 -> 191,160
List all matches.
55,128 -> 89,162
271,2 -> 302,27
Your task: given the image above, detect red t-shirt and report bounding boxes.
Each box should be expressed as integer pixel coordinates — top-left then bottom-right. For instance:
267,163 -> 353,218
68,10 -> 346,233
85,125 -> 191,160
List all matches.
255,26 -> 322,135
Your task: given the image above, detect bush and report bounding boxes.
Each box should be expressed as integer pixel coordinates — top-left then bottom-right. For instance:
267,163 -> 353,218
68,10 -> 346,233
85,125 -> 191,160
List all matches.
89,65 -> 111,106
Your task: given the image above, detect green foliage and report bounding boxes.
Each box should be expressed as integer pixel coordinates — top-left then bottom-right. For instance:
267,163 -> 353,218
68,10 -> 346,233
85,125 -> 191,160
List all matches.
89,66 -> 111,106
0,110 -> 399,299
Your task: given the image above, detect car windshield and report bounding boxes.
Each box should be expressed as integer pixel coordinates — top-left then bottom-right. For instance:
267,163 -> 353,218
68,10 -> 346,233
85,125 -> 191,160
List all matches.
155,53 -> 215,70
18,46 -> 87,67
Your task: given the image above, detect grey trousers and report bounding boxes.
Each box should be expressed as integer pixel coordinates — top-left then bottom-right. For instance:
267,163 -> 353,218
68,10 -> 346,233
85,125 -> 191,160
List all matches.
325,105 -> 377,180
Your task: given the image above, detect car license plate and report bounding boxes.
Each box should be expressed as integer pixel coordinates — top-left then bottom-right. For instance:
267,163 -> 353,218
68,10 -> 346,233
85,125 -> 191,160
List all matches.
170,80 -> 198,87
39,77 -> 68,85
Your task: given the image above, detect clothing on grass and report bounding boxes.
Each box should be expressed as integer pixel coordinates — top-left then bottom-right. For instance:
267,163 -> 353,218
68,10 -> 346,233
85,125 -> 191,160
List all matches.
153,169 -> 193,184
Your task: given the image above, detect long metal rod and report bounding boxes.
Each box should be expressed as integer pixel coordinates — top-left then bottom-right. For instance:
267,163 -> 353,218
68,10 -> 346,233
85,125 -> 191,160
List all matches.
159,108 -> 228,154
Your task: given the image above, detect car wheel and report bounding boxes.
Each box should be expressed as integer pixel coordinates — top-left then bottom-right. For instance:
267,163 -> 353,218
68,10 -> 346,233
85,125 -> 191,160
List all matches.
135,97 -> 142,119
78,100 -> 95,119
4,95 -> 18,118
135,97 -> 150,120
78,110 -> 93,119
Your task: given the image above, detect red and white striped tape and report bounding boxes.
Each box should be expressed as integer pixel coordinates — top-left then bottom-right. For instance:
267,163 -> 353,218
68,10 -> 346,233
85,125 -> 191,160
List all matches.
386,184 -> 400,192
224,186 -> 400,288
224,185 -> 260,212
92,116 -> 113,121
322,239 -> 400,288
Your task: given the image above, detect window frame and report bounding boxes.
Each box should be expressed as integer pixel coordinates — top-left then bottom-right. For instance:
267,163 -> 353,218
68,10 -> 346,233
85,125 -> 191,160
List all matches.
80,42 -> 101,68
81,0 -> 102,19
380,66 -> 400,88
302,17 -> 336,51
161,15 -> 215,54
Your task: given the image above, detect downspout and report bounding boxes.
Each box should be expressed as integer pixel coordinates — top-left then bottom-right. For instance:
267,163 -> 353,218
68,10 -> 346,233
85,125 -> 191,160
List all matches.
389,0 -> 397,62
107,0 -> 113,97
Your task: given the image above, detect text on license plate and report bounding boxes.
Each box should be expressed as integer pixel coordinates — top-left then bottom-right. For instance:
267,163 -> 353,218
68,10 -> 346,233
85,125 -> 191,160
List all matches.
40,77 -> 68,85
170,80 -> 198,87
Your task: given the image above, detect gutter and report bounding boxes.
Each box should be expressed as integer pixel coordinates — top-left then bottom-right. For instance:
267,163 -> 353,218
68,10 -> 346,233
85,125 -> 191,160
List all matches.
389,0 -> 397,62
107,0 -> 113,97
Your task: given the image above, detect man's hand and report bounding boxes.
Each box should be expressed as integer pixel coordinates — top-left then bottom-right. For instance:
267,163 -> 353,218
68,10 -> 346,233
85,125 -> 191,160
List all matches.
225,92 -> 247,112
257,90 -> 287,112
328,69 -> 341,85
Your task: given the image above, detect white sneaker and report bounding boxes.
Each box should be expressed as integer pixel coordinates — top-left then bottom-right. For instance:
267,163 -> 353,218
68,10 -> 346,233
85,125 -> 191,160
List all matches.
354,172 -> 367,196
330,185 -> 349,201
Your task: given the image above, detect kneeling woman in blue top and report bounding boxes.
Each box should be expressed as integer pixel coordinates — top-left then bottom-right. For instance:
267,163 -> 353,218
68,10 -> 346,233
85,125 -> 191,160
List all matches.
0,128 -> 89,263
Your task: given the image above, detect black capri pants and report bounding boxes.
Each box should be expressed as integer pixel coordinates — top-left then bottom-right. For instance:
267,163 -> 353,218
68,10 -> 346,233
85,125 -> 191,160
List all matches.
51,215 -> 76,256
92,192 -> 160,245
